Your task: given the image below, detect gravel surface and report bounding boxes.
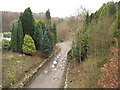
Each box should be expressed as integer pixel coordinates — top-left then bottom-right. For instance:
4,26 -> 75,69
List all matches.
26,41 -> 71,88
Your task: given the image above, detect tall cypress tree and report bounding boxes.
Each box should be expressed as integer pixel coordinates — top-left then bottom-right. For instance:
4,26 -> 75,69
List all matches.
34,20 -> 43,50
17,21 -> 23,53
52,23 -> 57,43
11,23 -> 17,52
19,7 -> 35,38
11,21 -> 23,52
45,9 -> 51,29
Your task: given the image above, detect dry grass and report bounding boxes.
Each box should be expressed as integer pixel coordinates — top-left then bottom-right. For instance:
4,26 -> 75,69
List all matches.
2,45 -> 60,88
67,53 -> 109,88
2,50 -> 45,87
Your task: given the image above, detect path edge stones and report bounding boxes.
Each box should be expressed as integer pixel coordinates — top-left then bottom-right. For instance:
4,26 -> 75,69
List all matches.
11,47 -> 61,88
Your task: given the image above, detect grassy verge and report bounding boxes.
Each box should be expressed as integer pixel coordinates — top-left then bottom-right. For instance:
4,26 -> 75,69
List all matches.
2,46 -> 60,88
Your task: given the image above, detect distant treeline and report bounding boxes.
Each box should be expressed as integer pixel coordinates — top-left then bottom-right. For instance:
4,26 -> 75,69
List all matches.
1,11 -> 45,32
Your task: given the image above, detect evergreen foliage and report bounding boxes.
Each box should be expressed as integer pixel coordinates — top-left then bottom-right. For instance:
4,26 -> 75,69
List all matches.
11,23 -> 17,51
34,20 -> 43,50
10,7 -> 57,56
34,20 -> 53,54
45,9 -> 51,29
45,9 -> 51,20
108,2 -> 117,15
17,21 -> 24,53
22,34 -> 36,55
52,23 -> 57,43
2,39 -> 11,50
72,29 -> 88,63
19,7 -> 35,37
11,21 -> 23,52
47,29 -> 55,47
40,30 -> 52,55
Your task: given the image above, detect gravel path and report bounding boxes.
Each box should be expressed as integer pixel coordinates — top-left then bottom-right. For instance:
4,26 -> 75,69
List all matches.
26,41 -> 71,88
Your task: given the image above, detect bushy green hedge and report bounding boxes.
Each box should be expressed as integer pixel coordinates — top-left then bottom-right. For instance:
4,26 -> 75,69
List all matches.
2,39 -> 11,50
22,35 -> 36,55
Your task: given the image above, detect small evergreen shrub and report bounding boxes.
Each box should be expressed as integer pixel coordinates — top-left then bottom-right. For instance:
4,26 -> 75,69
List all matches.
2,39 -> 11,50
22,34 -> 36,55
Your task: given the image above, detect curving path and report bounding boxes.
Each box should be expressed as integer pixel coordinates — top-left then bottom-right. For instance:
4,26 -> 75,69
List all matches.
26,41 -> 71,88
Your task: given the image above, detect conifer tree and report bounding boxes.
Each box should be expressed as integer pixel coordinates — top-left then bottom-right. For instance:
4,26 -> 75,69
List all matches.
11,23 -> 17,52
52,23 -> 57,43
47,29 -> 55,48
22,34 -> 36,55
17,21 -> 23,53
19,7 -> 35,37
11,21 -> 23,52
45,9 -> 51,29
34,20 -> 43,50
40,30 -> 52,55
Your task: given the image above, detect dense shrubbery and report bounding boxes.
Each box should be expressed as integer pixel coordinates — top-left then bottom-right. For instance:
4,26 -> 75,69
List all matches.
70,1 -> 118,63
10,7 -> 57,56
22,35 -> 36,55
2,39 -> 11,50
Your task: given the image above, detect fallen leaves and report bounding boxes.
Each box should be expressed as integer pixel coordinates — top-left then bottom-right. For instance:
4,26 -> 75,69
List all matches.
98,38 -> 119,88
